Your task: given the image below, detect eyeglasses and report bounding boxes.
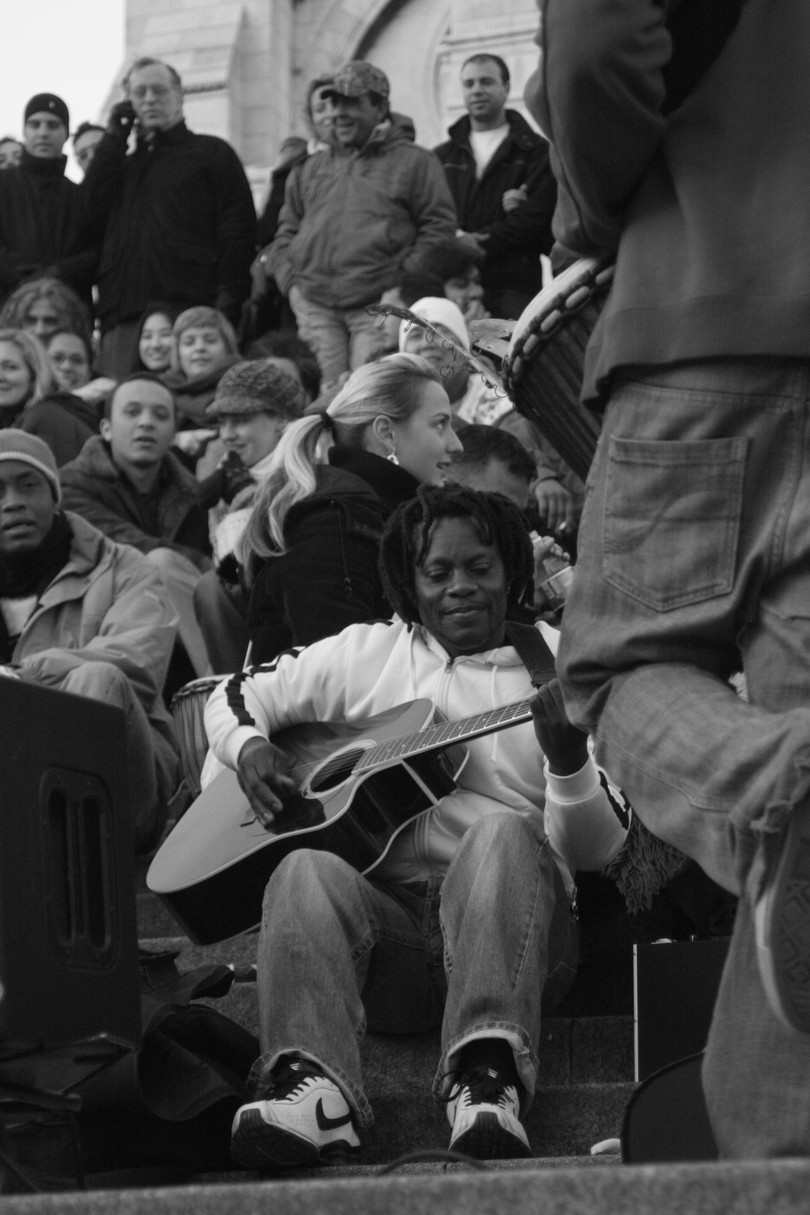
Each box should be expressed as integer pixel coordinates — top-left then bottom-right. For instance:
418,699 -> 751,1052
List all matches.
130,85 -> 175,102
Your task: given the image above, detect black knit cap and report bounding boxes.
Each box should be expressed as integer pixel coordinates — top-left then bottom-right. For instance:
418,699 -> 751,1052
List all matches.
24,93 -> 70,130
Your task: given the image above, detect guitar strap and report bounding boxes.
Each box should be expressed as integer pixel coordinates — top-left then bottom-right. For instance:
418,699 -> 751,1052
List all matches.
504,621 -> 558,689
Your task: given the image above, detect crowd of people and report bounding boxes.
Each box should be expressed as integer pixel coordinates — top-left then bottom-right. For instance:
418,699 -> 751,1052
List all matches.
2,0 -> 808,1173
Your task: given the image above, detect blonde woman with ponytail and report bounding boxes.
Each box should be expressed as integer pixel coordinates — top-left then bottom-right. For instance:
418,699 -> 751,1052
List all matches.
241,352 -> 462,662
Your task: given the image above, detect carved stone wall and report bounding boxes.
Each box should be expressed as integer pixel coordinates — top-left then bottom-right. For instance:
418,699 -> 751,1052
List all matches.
119,0 -> 541,186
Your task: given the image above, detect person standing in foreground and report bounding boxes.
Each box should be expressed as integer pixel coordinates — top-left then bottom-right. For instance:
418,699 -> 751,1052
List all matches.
204,485 -> 629,1167
529,0 -> 810,1157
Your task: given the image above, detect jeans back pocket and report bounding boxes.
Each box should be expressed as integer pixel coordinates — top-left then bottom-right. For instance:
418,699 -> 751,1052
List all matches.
603,435 -> 747,611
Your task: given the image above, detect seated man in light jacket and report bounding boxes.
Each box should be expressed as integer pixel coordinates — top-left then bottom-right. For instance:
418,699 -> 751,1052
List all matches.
204,484 -> 630,1168
0,430 -> 180,852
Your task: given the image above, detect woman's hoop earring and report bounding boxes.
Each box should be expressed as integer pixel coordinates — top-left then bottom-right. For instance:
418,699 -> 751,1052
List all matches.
387,447 -> 399,466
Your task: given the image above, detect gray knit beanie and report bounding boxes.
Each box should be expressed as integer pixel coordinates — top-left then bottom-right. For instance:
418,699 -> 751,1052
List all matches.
0,430 -> 61,503
206,361 -> 305,421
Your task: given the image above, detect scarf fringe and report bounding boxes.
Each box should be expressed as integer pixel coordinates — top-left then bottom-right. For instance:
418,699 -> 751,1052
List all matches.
603,814 -> 688,914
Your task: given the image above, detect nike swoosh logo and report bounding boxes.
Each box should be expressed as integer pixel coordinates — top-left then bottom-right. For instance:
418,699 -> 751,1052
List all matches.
315,1098 -> 353,1131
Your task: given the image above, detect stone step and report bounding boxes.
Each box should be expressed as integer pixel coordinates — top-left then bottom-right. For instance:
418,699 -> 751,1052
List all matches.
3,1159 -> 810,1214
133,932 -> 635,1163
139,934 -> 635,1092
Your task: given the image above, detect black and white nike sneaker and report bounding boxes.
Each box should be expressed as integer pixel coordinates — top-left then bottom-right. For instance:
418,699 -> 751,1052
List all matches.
446,1066 -> 531,1159
230,1059 -> 361,1169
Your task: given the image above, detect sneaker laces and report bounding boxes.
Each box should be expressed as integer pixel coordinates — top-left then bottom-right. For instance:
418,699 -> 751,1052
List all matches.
269,1059 -> 324,1101
444,1066 -> 516,1111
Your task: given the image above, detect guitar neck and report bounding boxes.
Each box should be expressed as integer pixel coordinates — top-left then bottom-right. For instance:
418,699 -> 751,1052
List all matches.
359,698 -> 535,771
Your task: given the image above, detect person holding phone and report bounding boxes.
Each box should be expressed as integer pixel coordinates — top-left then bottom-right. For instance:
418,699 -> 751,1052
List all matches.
82,57 -> 256,381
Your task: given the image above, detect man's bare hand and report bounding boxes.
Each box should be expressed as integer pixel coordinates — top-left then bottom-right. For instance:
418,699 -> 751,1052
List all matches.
533,478 -> 575,535
530,678 -> 589,776
236,737 -> 297,829
502,184 -> 528,213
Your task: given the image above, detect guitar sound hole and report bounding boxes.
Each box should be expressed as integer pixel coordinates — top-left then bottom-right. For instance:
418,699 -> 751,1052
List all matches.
309,748 -> 365,794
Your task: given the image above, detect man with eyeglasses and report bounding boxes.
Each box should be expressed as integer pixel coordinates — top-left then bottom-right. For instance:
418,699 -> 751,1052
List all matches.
82,57 -> 256,379
0,93 -> 96,309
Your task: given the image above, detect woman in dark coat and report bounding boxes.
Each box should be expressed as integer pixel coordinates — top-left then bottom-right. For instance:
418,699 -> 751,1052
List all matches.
241,352 -> 462,663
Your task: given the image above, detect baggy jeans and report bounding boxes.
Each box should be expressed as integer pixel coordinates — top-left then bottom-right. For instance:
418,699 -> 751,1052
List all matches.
250,810 -> 577,1128
558,358 -> 810,1157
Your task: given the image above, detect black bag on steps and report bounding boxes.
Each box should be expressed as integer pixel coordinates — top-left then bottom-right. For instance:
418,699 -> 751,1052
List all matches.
1,949 -> 259,1191
76,949 -> 259,1178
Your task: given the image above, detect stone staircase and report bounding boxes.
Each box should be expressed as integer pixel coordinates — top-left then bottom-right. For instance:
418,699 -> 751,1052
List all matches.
5,873 -> 810,1212
133,867 -> 636,1166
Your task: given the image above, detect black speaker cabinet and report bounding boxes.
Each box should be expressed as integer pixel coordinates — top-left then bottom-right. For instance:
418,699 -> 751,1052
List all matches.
634,937 -> 730,1081
0,679 -> 141,1053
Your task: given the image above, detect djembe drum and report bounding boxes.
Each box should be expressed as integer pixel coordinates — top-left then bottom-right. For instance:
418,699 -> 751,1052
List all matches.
171,675 -> 225,798
503,258 -> 614,483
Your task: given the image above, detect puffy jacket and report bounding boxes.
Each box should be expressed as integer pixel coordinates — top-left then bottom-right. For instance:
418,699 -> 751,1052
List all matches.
531,0 -> 810,401
82,122 -> 256,331
433,110 -> 556,299
12,512 -> 178,781
60,435 -> 211,564
0,151 -> 97,305
205,616 -> 629,889
267,115 -> 457,309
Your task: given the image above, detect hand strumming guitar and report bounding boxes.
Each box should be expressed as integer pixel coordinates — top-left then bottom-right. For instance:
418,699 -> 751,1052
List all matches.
236,737 -> 297,828
530,678 -> 589,776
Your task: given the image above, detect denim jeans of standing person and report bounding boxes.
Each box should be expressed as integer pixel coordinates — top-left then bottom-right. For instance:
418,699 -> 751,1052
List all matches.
288,284 -> 386,391
248,811 -> 577,1128
557,357 -> 810,1158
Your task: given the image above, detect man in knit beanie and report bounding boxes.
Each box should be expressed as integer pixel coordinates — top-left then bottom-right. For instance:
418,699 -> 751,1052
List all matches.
0,94 -> 97,307
0,430 -> 180,853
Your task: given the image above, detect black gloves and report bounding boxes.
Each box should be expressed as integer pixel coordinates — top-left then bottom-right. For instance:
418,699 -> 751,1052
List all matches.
107,100 -> 136,139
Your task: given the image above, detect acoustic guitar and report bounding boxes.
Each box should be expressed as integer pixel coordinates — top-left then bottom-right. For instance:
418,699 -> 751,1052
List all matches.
147,695 -> 538,945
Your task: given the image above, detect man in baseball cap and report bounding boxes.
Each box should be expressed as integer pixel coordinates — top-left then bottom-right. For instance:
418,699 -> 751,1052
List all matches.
320,62 -> 391,151
261,59 -> 456,392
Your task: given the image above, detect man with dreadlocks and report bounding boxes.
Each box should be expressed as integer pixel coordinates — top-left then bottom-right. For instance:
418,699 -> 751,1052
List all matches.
204,484 -> 629,1167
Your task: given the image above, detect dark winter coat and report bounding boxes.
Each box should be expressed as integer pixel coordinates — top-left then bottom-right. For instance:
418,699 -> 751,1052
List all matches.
246,446 -> 419,664
0,151 -> 97,305
17,392 -> 100,466
60,435 -> 211,565
433,110 -> 556,300
82,122 -> 256,331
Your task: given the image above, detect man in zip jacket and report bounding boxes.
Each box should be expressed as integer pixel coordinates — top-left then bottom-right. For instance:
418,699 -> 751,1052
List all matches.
434,53 -> 556,319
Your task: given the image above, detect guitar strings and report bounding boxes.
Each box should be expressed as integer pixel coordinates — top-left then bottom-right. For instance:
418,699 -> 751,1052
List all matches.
259,699 -> 536,788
